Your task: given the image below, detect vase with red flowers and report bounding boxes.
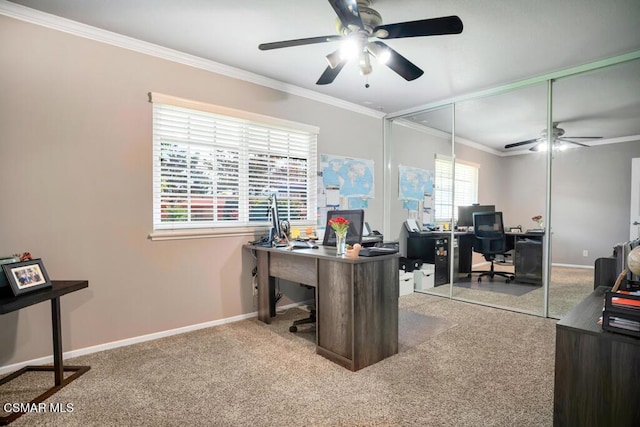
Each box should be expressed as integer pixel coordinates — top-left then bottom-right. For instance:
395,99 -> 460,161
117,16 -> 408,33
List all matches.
329,216 -> 350,256
532,215 -> 544,229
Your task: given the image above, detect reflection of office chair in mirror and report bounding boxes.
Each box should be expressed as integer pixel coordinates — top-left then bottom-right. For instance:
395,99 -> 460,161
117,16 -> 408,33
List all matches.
289,287 -> 315,333
470,211 -> 514,283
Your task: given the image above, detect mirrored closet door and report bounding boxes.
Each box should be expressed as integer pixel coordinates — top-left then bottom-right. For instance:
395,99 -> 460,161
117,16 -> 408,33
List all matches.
549,58 -> 640,318
449,83 -> 547,315
389,105 -> 453,299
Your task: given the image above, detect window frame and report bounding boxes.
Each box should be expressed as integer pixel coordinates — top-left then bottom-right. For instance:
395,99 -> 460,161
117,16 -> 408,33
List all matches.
148,93 -> 318,241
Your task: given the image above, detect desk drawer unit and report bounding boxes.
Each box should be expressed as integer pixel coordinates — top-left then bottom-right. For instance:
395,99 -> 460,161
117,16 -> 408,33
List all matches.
316,256 -> 399,371
515,241 -> 542,285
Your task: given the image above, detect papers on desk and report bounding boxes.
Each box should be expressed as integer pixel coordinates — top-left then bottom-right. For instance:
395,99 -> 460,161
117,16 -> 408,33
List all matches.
608,316 -> 640,331
359,247 -> 398,257
602,290 -> 640,337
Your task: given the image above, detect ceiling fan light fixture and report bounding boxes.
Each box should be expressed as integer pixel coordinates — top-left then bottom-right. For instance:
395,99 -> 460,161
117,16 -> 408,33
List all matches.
366,42 -> 391,64
359,50 -> 372,75
531,142 -> 548,152
339,38 -> 360,60
531,140 -> 574,152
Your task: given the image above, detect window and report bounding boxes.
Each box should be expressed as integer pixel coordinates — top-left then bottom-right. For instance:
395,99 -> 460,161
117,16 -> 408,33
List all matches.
434,156 -> 479,222
150,93 -> 318,233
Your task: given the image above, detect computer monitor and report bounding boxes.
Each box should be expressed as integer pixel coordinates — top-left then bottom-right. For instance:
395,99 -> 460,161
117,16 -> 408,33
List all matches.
268,193 -> 283,244
457,204 -> 496,227
323,209 -> 365,247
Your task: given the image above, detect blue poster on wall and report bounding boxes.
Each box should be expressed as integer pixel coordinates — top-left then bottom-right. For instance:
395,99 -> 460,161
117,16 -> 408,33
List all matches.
348,198 -> 369,209
398,165 -> 433,201
320,154 -> 374,198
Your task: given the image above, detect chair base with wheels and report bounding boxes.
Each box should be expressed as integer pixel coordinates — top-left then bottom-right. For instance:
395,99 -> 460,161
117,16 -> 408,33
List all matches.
289,307 -> 316,332
469,258 -> 514,283
290,284 -> 316,333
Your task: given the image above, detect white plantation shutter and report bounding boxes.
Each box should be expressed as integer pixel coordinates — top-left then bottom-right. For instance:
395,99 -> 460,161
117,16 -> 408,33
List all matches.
435,157 -> 453,221
151,94 -> 318,230
435,156 -> 478,222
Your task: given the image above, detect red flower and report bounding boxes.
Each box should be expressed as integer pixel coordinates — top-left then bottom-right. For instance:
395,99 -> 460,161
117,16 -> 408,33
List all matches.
329,216 -> 350,236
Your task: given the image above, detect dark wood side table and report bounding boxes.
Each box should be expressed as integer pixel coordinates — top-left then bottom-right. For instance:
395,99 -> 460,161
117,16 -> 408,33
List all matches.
553,286 -> 640,426
0,280 -> 90,425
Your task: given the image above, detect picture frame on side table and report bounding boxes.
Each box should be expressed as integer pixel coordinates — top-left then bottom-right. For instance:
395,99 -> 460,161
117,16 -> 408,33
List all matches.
2,258 -> 52,296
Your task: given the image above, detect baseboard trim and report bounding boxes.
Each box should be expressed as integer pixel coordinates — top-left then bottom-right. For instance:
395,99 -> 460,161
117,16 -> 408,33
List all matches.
551,263 -> 593,269
0,301 -> 304,375
472,262 -> 593,270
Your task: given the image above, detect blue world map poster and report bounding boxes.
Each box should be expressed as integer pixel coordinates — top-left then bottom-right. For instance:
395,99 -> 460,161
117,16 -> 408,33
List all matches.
320,154 -> 374,198
398,165 -> 433,201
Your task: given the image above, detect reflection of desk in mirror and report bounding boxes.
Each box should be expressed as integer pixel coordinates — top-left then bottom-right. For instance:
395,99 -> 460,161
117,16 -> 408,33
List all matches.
246,244 -> 399,371
406,232 -> 458,285
510,232 -> 544,285
406,231 -> 544,285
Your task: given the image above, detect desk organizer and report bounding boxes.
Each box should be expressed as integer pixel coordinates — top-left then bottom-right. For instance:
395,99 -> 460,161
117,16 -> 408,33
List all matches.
602,291 -> 640,338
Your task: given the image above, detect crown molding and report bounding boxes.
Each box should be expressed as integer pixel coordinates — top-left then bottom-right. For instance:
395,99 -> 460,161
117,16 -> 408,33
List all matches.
392,119 -> 640,157
392,119 -> 504,157
0,1 -> 386,119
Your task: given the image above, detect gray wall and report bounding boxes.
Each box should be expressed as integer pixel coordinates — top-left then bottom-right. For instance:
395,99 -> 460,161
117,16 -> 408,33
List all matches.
501,141 -> 640,265
550,141 -> 639,264
0,16 -> 384,368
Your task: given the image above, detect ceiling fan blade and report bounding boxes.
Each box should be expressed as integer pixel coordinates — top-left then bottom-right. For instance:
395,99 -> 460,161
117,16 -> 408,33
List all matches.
373,42 -> 423,81
259,35 -> 343,50
316,60 -> 347,85
328,0 -> 363,30
374,16 -> 463,39
504,139 -> 539,149
559,136 -> 603,140
556,138 -> 590,147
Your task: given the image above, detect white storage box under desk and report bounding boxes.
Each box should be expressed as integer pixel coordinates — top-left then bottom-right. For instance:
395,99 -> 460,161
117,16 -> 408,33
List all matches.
414,263 -> 435,291
399,271 -> 415,296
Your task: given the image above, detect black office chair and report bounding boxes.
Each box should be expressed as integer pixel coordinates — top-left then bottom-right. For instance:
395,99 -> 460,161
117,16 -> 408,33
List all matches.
470,211 -> 515,283
289,286 -> 315,333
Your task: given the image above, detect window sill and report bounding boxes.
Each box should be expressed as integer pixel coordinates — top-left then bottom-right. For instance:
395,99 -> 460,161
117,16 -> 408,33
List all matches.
148,226 -> 265,241
149,221 -> 317,241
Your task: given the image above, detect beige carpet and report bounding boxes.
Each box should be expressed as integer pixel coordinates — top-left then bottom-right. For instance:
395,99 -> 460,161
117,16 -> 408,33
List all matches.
2,293 -> 557,426
424,265 -> 593,318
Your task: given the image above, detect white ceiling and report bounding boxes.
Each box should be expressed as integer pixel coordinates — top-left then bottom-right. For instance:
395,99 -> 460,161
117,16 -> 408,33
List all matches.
5,0 -> 640,153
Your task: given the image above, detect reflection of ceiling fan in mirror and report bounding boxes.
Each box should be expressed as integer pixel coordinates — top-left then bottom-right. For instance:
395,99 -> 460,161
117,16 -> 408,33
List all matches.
504,122 -> 602,152
258,0 -> 463,85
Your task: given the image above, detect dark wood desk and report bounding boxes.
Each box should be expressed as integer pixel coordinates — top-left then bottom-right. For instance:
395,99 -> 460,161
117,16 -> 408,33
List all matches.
247,245 -> 399,371
407,230 -> 544,283
553,286 -> 640,426
0,280 -> 90,425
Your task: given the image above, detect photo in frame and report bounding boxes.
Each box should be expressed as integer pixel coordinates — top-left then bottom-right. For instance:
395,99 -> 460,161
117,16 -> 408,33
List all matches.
2,258 -> 52,296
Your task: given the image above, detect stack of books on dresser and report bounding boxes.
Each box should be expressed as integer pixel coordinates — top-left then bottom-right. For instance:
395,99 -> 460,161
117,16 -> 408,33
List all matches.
602,290 -> 640,338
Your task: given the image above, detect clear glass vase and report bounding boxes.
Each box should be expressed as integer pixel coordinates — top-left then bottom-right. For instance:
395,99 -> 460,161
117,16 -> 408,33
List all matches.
336,231 -> 347,256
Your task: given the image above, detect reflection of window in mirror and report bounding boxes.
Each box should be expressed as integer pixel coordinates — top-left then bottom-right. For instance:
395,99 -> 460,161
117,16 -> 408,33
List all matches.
434,156 -> 478,224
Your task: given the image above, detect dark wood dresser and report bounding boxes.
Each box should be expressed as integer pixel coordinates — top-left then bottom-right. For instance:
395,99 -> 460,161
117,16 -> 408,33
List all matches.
553,286 -> 640,426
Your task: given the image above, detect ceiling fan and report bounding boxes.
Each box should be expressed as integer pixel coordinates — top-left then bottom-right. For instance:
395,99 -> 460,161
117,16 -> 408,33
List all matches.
258,0 -> 463,85
504,122 -> 602,152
